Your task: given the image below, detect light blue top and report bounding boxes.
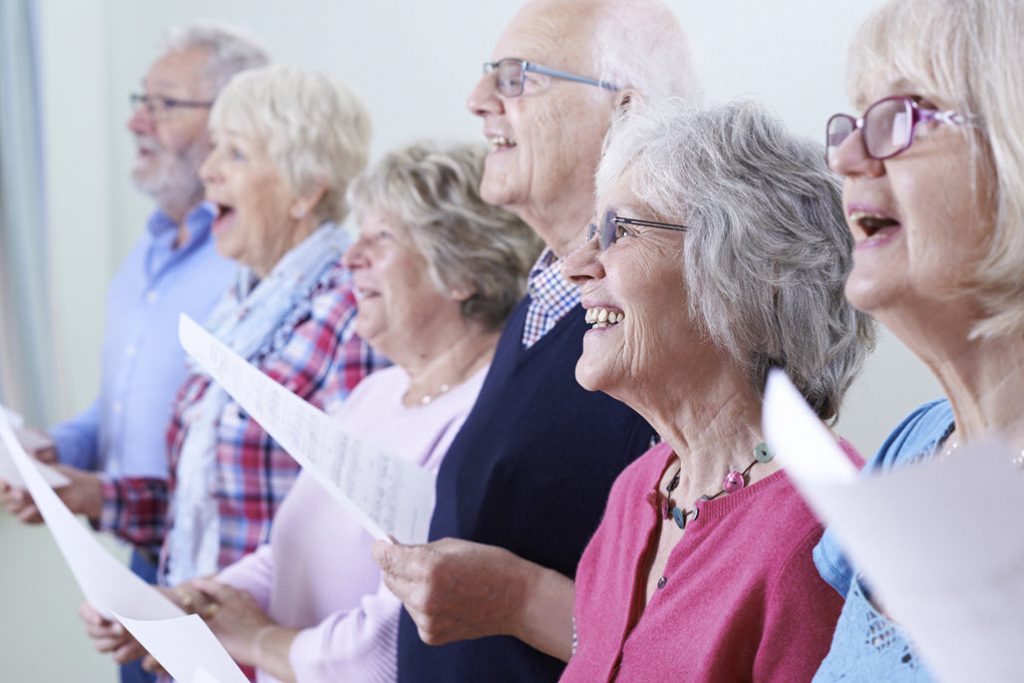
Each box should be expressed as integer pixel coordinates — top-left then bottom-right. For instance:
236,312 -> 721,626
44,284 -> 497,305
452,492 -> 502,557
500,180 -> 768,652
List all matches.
813,399 -> 954,683
50,203 -> 236,478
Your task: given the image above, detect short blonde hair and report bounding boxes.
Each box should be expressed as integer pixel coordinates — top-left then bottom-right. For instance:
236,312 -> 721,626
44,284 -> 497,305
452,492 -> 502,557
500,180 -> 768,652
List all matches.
847,0 -> 1024,337
209,65 -> 372,224
347,141 -> 542,330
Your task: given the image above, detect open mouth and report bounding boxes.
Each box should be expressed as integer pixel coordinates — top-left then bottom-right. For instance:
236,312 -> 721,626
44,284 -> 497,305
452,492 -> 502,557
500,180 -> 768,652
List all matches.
849,210 -> 901,239
211,203 -> 236,232
585,306 -> 625,329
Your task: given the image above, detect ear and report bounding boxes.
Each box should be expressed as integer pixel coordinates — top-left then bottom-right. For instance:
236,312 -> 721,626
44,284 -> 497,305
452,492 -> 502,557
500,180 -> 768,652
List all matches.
614,88 -> 643,116
449,283 -> 474,303
290,182 -> 328,220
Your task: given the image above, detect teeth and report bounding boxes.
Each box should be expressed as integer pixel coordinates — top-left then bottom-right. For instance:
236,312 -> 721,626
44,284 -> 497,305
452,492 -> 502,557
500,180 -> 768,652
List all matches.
585,307 -> 624,326
488,135 -> 515,151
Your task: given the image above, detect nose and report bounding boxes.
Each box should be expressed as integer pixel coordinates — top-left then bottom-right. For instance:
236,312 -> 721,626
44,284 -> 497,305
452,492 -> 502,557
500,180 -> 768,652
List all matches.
466,70 -> 504,119
342,233 -> 369,270
127,100 -> 155,136
829,129 -> 885,179
563,230 -> 604,285
198,146 -> 220,189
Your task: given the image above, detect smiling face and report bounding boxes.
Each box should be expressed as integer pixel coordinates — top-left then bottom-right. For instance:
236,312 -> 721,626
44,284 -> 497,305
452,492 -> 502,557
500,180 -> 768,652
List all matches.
564,172 -> 700,406
343,210 -> 464,362
466,0 -> 616,249
127,46 -> 214,216
199,127 -> 305,275
831,81 -> 995,324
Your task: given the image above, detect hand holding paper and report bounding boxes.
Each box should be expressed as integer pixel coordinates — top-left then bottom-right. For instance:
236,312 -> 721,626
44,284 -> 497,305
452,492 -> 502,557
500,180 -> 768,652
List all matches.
0,406 -> 246,683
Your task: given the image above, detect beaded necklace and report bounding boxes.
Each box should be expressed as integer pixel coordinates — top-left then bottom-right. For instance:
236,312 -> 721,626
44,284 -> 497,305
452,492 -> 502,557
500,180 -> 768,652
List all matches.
660,442 -> 774,530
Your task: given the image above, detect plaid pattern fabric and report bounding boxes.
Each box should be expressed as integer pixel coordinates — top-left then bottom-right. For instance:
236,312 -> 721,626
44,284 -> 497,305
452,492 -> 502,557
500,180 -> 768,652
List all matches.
521,248 -> 581,348
98,262 -> 385,578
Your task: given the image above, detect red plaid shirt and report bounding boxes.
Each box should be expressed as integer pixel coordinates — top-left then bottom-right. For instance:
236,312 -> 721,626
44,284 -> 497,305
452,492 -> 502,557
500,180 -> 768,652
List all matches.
99,261 -> 385,576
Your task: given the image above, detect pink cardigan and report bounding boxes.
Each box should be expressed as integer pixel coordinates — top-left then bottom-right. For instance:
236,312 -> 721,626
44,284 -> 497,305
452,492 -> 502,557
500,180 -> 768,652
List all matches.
562,442 -> 843,682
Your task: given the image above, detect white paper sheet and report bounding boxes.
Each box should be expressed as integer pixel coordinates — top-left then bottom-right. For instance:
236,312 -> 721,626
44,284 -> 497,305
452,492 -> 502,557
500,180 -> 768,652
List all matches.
177,313 -> 436,544
0,407 -> 246,683
763,370 -> 1024,683
0,408 -> 70,488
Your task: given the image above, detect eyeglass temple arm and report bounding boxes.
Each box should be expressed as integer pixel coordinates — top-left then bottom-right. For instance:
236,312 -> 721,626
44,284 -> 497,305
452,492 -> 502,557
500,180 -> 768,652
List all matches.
525,63 -> 619,91
615,217 -> 689,233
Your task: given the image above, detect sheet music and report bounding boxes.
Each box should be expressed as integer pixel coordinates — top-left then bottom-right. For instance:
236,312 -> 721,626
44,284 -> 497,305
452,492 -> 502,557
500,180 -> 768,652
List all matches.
0,406 -> 246,683
763,370 -> 1024,683
0,408 -> 70,488
177,313 -> 436,544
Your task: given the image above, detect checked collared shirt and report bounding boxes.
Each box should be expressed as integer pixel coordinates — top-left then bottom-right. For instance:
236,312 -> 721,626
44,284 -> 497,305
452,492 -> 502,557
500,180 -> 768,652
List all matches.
521,248 -> 580,348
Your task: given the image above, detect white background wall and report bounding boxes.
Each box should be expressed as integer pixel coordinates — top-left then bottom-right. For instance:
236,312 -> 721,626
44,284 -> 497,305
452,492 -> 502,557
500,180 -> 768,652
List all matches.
2,0 -> 942,679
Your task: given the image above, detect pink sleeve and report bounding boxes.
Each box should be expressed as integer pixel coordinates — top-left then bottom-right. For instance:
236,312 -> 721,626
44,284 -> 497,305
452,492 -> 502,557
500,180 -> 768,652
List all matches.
217,544 -> 275,612
753,527 -> 844,682
287,578 -> 401,683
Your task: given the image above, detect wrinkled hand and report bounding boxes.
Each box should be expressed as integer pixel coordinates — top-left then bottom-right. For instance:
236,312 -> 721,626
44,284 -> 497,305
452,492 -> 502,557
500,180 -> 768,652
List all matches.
79,602 -> 146,664
1,465 -> 104,524
373,537 -> 532,646
190,578 -> 275,665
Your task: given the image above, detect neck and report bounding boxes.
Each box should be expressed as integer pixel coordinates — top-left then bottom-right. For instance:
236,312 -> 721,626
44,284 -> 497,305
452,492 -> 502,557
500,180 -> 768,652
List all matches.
160,199 -> 202,249
892,315 -> 1024,448
251,217 -> 321,278
635,363 -> 775,502
516,194 -> 593,259
399,321 -> 499,407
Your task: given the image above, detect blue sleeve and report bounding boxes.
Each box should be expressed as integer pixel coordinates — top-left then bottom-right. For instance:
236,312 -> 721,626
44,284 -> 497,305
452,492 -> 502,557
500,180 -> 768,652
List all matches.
813,399 -> 953,597
49,398 -> 101,470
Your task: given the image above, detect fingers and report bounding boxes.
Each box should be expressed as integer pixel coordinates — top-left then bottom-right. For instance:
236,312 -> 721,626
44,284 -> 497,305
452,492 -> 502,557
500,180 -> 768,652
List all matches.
1,486 -> 43,524
141,654 -> 166,675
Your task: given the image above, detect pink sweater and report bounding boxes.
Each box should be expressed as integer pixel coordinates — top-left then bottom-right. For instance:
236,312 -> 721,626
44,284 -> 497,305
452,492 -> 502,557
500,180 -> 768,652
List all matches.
218,365 -> 486,682
562,442 -> 842,682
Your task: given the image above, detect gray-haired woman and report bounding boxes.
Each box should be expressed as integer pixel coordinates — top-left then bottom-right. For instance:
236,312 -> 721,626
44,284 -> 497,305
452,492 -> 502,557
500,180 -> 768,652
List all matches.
175,140 -> 540,682
379,99 -> 874,682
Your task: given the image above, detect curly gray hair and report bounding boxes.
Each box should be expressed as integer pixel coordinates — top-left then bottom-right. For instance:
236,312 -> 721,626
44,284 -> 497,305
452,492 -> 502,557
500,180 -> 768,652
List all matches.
347,141 -> 543,330
597,99 -> 875,422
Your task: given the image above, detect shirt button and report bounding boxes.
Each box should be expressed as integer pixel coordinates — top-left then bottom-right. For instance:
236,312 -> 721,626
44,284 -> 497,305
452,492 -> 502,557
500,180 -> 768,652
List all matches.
146,291 -> 159,303
113,402 -> 124,414
125,345 -> 137,357
657,576 -> 667,589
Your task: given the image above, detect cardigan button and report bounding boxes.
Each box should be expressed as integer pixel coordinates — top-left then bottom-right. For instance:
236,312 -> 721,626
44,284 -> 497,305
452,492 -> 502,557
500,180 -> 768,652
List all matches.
657,576 -> 667,589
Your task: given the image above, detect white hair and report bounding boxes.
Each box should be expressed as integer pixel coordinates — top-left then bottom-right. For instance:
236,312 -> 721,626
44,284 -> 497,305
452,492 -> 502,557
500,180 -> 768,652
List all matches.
162,22 -> 269,96
210,65 -> 372,224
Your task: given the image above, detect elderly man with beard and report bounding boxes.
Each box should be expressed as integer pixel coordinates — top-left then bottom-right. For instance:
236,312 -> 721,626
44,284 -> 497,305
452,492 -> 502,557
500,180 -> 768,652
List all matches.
1,23 -> 266,677
373,1 -> 702,680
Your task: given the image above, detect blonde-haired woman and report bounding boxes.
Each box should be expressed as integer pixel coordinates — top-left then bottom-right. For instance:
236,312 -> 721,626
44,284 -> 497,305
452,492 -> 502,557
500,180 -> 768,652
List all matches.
816,0 -> 1024,680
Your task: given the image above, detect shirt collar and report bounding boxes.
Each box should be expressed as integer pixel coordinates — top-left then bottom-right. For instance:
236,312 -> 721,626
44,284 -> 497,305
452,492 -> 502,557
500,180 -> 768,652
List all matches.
146,202 -> 215,247
527,247 -> 579,309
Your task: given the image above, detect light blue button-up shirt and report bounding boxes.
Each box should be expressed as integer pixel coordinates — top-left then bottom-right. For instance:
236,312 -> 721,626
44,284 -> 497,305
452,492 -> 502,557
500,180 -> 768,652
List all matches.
50,203 -> 236,478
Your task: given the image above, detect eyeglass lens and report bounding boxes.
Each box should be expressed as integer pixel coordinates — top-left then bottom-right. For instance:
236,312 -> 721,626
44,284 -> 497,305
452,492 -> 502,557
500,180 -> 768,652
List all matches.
495,59 -> 524,96
826,97 -> 916,161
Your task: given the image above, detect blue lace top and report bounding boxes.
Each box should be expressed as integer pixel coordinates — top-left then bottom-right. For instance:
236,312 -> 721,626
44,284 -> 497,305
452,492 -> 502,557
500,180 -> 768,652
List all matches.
813,399 -> 954,682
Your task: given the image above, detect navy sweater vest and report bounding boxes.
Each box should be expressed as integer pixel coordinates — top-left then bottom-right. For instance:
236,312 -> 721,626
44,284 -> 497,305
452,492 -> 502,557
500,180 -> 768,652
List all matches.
398,296 -> 655,682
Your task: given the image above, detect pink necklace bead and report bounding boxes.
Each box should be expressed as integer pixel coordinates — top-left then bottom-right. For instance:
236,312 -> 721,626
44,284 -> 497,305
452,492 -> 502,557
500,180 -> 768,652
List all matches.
722,470 -> 746,493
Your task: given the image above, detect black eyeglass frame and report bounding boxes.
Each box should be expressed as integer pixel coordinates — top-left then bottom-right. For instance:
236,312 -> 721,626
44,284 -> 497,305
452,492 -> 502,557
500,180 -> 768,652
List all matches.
587,211 -> 690,250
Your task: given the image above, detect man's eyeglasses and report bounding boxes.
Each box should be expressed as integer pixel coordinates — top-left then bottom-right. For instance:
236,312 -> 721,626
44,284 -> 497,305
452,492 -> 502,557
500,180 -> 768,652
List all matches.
130,92 -> 214,118
587,210 -> 689,251
482,58 -> 619,98
825,95 -> 979,166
